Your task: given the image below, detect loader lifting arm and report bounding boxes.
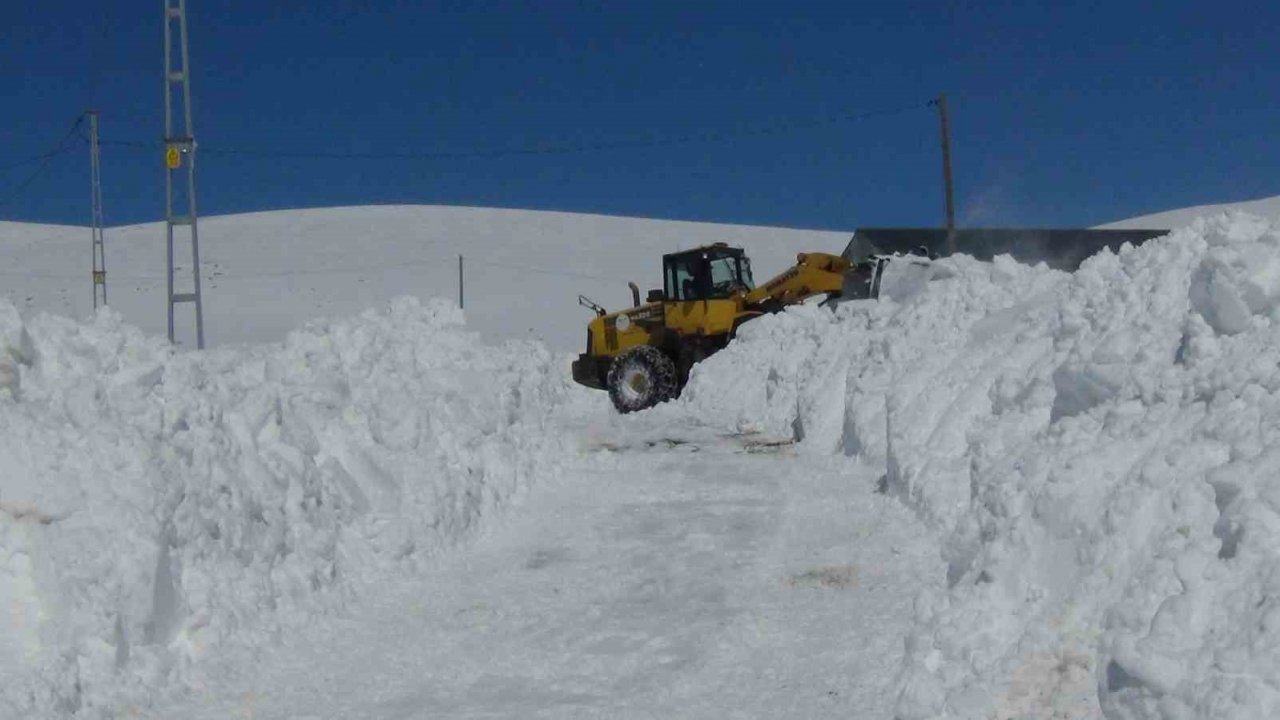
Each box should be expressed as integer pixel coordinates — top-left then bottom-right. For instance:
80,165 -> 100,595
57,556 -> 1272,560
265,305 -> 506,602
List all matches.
743,252 -> 851,309
743,251 -> 887,310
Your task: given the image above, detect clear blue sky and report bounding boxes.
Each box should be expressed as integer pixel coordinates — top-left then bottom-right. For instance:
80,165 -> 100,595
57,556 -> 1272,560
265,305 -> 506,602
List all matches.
1,0 -> 1277,229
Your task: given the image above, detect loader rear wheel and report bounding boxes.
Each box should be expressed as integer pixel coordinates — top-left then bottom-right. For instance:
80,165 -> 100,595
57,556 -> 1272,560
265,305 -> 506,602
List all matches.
607,345 -> 678,414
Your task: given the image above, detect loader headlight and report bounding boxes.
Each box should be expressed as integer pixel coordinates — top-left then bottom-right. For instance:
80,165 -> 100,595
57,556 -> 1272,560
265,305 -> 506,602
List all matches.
615,313 -> 631,331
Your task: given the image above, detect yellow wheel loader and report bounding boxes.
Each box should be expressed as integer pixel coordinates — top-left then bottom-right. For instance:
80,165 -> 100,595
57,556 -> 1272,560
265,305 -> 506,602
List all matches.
571,242 -> 888,413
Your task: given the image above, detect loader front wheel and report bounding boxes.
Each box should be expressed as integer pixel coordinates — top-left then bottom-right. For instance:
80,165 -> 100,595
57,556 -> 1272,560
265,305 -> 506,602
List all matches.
607,345 -> 678,414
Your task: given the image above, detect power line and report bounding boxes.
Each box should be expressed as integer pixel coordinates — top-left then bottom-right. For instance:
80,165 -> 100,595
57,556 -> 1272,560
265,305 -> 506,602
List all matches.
0,115 -> 86,208
96,100 -> 931,162
0,253 -> 632,285
0,151 -> 67,173
97,139 -> 152,150
0,117 -> 87,172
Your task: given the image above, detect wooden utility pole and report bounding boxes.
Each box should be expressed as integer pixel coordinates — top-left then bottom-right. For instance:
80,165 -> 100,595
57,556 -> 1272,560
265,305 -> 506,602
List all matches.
934,94 -> 956,255
87,110 -> 108,309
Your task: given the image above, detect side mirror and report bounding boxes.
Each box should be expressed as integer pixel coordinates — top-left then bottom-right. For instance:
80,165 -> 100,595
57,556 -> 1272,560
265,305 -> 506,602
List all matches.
578,294 -> 607,317
646,289 -> 664,303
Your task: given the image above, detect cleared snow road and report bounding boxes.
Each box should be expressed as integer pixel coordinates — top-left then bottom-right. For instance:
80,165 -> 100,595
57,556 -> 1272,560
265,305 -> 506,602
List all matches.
153,418 -> 942,719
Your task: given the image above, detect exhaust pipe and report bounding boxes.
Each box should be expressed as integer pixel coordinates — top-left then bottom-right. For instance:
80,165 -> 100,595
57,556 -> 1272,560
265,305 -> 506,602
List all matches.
628,282 -> 641,308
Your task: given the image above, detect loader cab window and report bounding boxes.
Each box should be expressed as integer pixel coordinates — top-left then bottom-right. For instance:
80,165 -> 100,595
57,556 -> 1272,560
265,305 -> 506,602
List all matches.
708,254 -> 754,296
665,254 -> 703,301
663,247 -> 753,301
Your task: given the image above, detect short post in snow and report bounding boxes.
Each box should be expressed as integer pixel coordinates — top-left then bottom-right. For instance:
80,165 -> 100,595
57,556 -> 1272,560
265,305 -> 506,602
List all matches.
458,254 -> 464,310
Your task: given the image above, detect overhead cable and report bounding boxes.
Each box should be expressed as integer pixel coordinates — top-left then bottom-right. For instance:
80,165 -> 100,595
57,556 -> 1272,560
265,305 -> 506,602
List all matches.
0,114 -> 86,209
95,100 -> 931,161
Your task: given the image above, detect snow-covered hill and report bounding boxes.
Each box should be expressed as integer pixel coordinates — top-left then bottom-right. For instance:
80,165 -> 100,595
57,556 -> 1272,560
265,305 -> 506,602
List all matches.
1099,193 -> 1280,229
0,206 -> 846,352
5,197 -> 1278,353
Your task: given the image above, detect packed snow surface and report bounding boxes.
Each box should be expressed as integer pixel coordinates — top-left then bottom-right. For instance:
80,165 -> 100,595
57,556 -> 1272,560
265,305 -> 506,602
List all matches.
7,204 -> 1280,718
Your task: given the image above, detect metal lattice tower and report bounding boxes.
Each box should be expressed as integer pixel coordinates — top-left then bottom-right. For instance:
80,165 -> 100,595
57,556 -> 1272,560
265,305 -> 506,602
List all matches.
87,110 -> 108,309
164,0 -> 204,348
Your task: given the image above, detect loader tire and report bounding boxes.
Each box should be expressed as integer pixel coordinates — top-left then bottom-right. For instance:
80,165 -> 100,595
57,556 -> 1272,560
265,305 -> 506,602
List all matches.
607,345 -> 678,414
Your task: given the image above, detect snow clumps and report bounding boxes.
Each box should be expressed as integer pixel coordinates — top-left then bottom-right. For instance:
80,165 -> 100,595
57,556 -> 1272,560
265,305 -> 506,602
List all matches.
681,213 -> 1280,719
0,296 -> 572,717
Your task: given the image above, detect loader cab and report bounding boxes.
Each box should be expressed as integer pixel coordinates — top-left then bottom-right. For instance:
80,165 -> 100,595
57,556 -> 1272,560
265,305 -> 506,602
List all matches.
662,244 -> 755,302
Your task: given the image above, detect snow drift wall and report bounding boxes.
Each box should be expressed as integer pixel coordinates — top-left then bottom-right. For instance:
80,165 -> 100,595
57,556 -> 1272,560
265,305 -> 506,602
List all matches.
680,213 -> 1280,719
0,297 -> 572,717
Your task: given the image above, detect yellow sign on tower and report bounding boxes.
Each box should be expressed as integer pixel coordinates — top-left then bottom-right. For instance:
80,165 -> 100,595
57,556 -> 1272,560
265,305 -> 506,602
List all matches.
165,146 -> 182,169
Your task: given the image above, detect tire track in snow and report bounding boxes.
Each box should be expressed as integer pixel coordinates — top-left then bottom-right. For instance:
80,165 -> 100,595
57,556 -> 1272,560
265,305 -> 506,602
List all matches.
148,419 -> 941,719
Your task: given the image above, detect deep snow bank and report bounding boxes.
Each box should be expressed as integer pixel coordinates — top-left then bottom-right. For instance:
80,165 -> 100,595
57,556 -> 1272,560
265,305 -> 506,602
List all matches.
0,297 -> 572,716
678,213 -> 1280,719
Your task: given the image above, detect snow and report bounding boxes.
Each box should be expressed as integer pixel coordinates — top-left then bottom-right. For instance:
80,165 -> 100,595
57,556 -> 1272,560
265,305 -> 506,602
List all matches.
1099,193 -> 1280,230
6,201 -> 1280,718
0,296 -> 573,716
672,211 -> 1280,718
0,205 -> 846,352
153,422 -> 943,720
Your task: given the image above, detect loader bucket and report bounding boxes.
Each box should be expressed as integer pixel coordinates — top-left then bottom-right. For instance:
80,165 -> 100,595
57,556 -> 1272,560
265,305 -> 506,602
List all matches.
838,233 -> 932,301
841,228 -> 1169,272
839,255 -> 892,300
